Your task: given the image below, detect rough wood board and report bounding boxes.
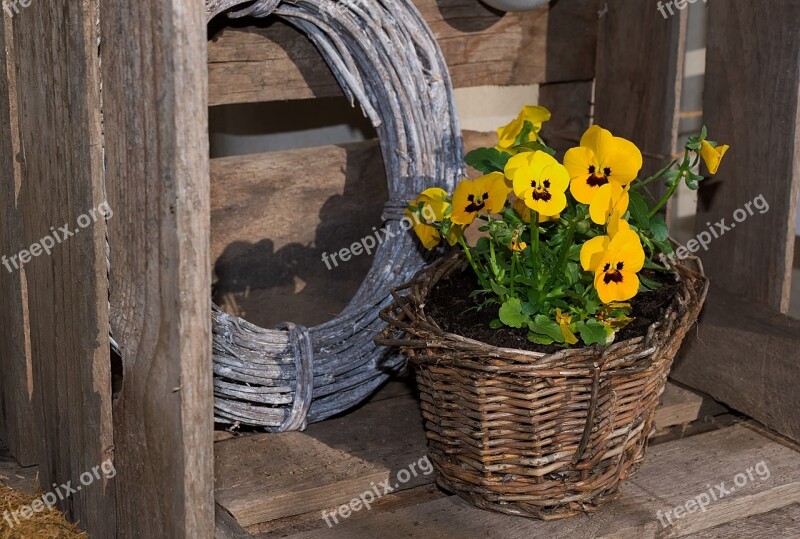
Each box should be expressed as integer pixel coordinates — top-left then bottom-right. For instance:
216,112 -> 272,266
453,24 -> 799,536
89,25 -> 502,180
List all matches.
211,140 -> 387,329
8,0 -> 115,535
594,0 -> 686,204
654,383 -> 704,431
214,395 -> 429,528
216,503 -> 253,539
538,80 -> 594,159
672,288 -> 800,444
282,425 -> 800,538
100,0 -> 215,536
0,10 -> 36,468
215,380 -> 708,530
695,1 -> 800,313
685,503 -> 800,538
211,130 -> 491,329
0,446 -> 38,494
207,0 -> 600,105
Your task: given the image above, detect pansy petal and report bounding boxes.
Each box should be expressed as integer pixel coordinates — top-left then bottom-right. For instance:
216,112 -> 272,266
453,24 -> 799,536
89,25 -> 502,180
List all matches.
605,136 -> 643,185
589,183 -> 628,225
607,211 -> 631,237
581,235 -> 610,272
580,125 -> 615,165
505,151 -> 533,185
541,162 -> 570,194
521,105 -> 551,126
535,190 -> 567,217
451,178 -> 477,225
484,172 -> 509,213
563,146 -> 598,183
700,140 -> 729,175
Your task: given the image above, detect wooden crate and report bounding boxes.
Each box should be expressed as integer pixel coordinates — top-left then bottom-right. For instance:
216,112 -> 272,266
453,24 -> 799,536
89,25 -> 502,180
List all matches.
0,0 -> 798,537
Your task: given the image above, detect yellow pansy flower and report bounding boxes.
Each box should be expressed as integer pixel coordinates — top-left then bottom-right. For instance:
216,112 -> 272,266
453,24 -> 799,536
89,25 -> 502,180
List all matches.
451,172 -> 508,225
509,230 -> 527,252
564,126 -> 643,219
555,308 -> 579,345
505,151 -> 570,217
497,105 -> 551,152
699,140 -> 729,175
581,228 -> 645,304
588,183 -> 630,225
405,187 -> 450,249
512,197 -> 560,223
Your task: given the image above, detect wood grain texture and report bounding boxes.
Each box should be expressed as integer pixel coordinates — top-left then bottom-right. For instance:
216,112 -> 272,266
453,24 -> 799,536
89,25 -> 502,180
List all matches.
101,0 -> 214,536
215,379 -> 712,530
684,503 -> 800,538
216,503 -> 254,539
594,0 -> 686,202
215,394 -> 428,528
0,11 -> 36,467
211,130 -> 490,328
538,80 -> 594,158
282,425 -> 800,538
7,0 -> 115,535
695,1 -> 800,313
672,288 -> 800,444
0,445 -> 38,494
207,0 -> 600,106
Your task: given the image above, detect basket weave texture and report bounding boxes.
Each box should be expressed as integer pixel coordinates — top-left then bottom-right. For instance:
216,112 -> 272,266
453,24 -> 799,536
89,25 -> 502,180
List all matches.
378,253 -> 709,519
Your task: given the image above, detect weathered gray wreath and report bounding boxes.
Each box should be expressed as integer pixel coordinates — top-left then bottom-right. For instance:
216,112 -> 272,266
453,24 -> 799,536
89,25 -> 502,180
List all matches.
207,0 -> 463,430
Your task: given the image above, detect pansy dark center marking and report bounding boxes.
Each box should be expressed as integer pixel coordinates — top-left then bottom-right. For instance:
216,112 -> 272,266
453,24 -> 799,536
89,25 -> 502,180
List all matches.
602,261 -> 624,285
586,173 -> 609,187
465,191 -> 489,214
604,167 -> 612,176
529,178 -> 552,202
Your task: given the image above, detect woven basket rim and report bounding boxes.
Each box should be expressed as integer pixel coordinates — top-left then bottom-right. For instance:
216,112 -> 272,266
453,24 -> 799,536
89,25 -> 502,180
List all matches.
378,248 -> 709,367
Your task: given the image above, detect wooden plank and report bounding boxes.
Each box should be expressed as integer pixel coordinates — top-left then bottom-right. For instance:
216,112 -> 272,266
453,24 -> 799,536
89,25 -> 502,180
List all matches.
215,380 -> 716,530
216,503 -> 253,539
538,80 -> 593,158
8,1 -> 115,535
654,383 -> 704,431
594,0 -> 686,201
207,0 -> 600,106
0,10 -> 36,467
214,394 -> 429,528
0,445 -> 38,494
210,130 -> 495,328
100,0 -> 215,537
672,288 -> 800,443
282,425 -> 800,538
695,1 -> 800,313
685,503 -> 800,538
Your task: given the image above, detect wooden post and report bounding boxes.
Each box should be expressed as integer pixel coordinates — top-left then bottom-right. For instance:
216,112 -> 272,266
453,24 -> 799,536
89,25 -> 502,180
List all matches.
4,0 -> 116,535
0,11 -> 37,467
101,0 -> 215,537
594,0 -> 687,203
693,0 -> 800,314
671,0 -> 800,443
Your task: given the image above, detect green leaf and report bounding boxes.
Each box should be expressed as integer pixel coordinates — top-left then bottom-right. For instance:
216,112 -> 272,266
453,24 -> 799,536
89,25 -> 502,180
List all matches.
649,215 -> 668,242
628,190 -> 650,228
527,333 -> 555,345
514,120 -> 535,146
639,274 -> 663,291
565,262 -> 580,286
465,147 -> 511,174
528,315 -> 565,343
499,298 -> 528,329
490,281 -> 508,297
513,141 -> 556,157
489,319 -> 504,330
576,319 -> 608,345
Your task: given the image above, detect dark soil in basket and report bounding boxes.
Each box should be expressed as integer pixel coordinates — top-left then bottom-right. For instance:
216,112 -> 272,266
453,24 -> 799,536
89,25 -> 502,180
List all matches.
426,267 -> 681,354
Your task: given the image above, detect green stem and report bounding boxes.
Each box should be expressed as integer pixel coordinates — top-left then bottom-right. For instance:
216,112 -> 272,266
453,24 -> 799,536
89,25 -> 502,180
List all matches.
555,220 -> 577,278
457,235 -> 489,289
648,150 -> 691,218
509,252 -> 517,299
632,160 -> 678,191
530,211 -> 542,292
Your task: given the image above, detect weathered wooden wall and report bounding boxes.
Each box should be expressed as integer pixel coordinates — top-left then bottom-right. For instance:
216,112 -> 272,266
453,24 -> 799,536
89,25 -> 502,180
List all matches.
0,0 -> 116,535
672,0 -> 800,443
101,0 -> 215,536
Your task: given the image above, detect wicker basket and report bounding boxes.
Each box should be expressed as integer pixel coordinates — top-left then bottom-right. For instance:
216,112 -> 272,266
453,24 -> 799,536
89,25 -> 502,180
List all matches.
377,252 -> 708,520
